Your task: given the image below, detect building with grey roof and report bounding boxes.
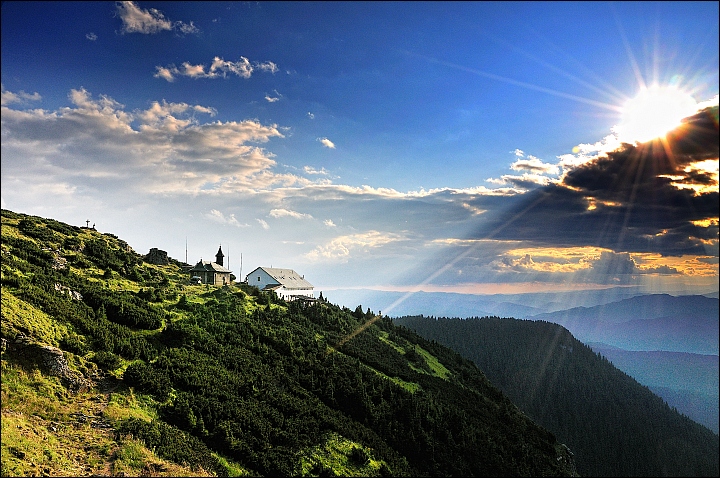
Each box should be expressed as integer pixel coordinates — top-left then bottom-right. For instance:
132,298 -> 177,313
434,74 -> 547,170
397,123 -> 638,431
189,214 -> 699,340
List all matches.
245,266 -> 314,300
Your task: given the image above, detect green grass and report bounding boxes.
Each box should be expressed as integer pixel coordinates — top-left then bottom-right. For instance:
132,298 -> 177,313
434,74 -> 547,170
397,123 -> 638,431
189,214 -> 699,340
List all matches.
298,432 -> 388,477
412,344 -> 452,379
1,361 -> 213,477
1,291 -> 68,347
378,331 -> 452,380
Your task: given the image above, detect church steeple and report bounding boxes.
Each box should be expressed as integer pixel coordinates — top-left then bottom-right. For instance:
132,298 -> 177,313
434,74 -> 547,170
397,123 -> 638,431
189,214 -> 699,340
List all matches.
215,245 -> 224,267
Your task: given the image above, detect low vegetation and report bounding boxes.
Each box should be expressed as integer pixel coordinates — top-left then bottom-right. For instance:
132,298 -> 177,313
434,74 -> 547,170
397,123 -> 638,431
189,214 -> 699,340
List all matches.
1,209 -> 575,476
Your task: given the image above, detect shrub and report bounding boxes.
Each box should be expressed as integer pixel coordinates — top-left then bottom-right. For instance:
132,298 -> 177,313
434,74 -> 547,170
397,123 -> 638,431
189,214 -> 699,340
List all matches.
92,351 -> 122,370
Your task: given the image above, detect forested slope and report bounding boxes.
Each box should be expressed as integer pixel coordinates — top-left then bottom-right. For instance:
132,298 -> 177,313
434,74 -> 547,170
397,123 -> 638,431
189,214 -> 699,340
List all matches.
1,209 -> 576,477
394,315 -> 719,477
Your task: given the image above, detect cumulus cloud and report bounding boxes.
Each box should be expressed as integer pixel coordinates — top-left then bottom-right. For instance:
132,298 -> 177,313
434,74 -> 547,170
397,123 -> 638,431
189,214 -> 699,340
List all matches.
269,208 -> 313,220
115,1 -> 198,35
154,56 -> 278,82
1,85 -> 41,106
305,230 -> 404,262
510,155 -> 559,175
86,32 -> 98,41
265,90 -> 282,102
1,87 -> 286,198
317,137 -> 336,149
206,209 -> 244,227
256,218 -> 270,230
480,106 -> 719,257
487,173 -> 553,189
488,149 -> 559,189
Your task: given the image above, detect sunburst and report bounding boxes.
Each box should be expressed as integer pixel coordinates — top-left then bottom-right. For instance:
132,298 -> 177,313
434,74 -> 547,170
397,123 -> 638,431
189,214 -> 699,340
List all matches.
613,84 -> 699,144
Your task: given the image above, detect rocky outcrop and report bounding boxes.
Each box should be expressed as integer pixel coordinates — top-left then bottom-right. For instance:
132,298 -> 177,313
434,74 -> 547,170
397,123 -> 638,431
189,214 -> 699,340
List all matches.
144,247 -> 169,265
556,443 -> 578,477
54,282 -> 83,301
43,247 -> 68,270
5,333 -> 94,392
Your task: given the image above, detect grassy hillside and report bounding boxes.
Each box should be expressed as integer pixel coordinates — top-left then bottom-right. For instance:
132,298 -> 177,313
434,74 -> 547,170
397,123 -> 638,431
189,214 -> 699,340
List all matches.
395,315 -> 720,477
1,209 -> 576,477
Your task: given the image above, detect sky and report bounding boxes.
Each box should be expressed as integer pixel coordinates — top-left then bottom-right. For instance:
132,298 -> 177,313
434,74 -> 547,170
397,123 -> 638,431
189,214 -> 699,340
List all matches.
2,1 -> 718,311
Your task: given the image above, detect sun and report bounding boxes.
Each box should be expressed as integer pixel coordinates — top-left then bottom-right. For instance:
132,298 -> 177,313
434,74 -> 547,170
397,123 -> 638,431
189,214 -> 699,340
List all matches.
614,84 -> 699,144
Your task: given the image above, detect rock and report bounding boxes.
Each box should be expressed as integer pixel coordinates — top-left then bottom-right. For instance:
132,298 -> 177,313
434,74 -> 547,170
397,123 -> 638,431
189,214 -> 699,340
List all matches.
144,248 -> 169,265
6,338 -> 92,392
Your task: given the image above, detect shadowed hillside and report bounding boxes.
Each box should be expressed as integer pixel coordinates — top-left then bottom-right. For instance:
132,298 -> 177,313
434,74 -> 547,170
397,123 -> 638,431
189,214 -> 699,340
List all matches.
395,315 -> 719,477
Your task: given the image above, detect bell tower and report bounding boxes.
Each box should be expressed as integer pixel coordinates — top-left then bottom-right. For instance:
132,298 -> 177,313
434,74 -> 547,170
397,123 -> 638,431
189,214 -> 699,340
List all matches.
215,245 -> 224,267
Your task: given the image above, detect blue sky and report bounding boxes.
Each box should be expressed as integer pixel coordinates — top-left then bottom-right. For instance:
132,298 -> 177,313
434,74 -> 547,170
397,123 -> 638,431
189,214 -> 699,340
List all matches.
2,1 -> 718,310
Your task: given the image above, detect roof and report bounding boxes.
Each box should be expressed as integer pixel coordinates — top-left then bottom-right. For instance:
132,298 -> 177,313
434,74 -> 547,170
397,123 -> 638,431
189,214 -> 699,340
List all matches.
257,267 -> 313,289
189,260 -> 232,273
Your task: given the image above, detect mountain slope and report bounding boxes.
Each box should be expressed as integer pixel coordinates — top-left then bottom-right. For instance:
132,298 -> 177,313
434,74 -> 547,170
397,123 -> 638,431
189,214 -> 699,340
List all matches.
529,294 -> 719,354
0,209 -> 576,477
394,315 -> 719,477
587,344 -> 719,434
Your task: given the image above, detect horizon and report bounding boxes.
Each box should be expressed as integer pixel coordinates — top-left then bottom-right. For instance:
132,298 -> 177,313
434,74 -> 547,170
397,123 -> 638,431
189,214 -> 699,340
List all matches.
2,2 -> 718,315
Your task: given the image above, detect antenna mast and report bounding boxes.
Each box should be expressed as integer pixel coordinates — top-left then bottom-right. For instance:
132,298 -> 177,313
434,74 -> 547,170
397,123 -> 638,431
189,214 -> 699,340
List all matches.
240,253 -> 243,283
185,237 -> 188,264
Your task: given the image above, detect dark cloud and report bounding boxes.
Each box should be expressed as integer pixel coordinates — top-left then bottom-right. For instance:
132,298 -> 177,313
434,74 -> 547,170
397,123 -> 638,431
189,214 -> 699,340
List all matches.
477,106 -> 719,256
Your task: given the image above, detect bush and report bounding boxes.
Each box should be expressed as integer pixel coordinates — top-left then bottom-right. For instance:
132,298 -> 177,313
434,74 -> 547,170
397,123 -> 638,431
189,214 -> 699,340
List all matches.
115,418 -> 223,474
349,446 -> 369,466
92,350 -> 121,370
60,333 -> 89,355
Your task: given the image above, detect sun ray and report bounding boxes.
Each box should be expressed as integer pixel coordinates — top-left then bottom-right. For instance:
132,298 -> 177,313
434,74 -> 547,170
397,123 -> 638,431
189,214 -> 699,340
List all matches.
611,3 -> 646,91
401,50 -> 623,113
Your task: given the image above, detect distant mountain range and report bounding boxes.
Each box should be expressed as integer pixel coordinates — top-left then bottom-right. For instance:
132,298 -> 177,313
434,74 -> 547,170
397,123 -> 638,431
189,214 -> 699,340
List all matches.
326,289 -> 719,355
323,288 -> 650,319
529,294 -> 719,354
339,288 -> 719,436
587,343 -> 719,434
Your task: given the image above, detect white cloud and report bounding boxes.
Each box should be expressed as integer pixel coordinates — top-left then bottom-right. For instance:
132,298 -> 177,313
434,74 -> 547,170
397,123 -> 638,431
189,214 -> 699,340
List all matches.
269,208 -> 313,220
303,166 -> 330,176
307,112 -> 315,119
487,173 -> 553,189
155,56 -> 278,81
115,1 -> 198,35
176,21 -> 199,35
305,230 -> 404,263
265,90 -> 282,103
206,209 -> 243,227
115,1 -> 172,34
86,32 -> 98,41
1,84 -> 41,106
256,218 -> 270,230
324,219 -> 336,227
510,155 -> 559,175
153,66 -> 176,82
317,137 -> 336,149
1,87 -> 285,196
255,61 -> 279,74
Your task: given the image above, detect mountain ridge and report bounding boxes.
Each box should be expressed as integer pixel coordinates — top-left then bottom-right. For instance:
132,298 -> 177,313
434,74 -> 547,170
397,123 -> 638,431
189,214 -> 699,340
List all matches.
1,209 -> 577,477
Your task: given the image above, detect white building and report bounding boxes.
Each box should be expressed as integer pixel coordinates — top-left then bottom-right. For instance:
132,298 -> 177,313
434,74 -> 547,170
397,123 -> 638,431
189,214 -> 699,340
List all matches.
245,267 -> 314,301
